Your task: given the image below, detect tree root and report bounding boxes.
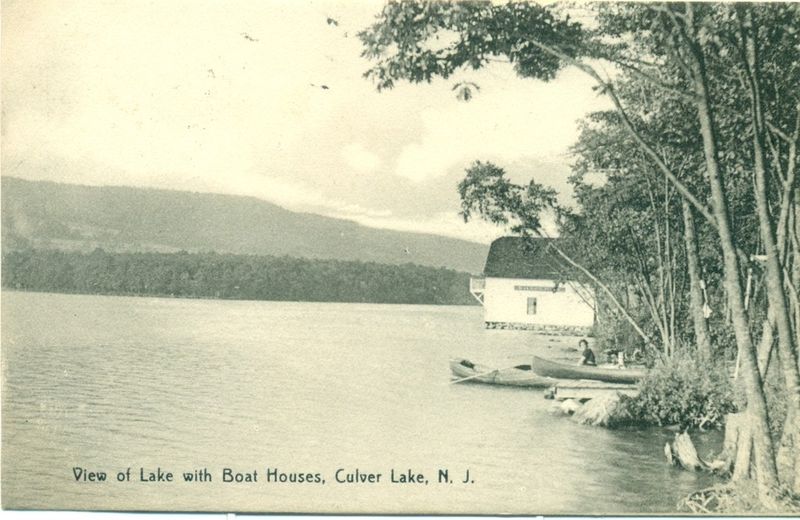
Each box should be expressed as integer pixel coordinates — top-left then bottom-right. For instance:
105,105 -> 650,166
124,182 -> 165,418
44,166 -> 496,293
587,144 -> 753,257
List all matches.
679,482 -> 800,514
680,485 -> 740,514
664,415 -> 800,512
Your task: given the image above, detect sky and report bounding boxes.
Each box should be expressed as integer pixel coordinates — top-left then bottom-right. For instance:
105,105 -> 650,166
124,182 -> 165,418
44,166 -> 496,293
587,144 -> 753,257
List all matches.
1,0 -> 610,244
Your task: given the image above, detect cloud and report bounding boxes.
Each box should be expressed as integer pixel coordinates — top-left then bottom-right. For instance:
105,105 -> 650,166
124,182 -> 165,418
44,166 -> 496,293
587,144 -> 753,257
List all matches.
392,66 -> 610,184
341,142 -> 381,174
2,1 -> 608,247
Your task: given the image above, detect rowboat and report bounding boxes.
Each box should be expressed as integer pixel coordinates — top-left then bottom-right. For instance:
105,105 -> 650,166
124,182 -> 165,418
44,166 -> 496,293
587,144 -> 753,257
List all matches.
450,358 -> 559,387
531,356 -> 646,384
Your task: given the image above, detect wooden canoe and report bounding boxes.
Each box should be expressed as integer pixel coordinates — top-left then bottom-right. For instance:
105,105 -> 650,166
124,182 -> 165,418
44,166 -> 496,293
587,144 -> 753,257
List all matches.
531,356 -> 646,384
450,358 -> 558,387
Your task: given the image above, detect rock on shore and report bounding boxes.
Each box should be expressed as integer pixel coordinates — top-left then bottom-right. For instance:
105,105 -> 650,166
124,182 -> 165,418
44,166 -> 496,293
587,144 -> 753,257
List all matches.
550,393 -> 625,427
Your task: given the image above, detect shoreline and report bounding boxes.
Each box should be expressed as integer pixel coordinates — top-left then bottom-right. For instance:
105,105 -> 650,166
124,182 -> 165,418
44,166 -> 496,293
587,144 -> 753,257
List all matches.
0,288 -> 480,308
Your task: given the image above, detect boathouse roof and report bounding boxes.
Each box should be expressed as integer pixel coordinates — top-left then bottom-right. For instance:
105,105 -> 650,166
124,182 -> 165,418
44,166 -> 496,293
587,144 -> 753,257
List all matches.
483,236 -> 578,280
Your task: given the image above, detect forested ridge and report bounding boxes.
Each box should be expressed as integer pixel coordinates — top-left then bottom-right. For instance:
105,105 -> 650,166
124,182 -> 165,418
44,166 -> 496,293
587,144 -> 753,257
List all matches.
1,176 -> 487,273
1,248 -> 477,305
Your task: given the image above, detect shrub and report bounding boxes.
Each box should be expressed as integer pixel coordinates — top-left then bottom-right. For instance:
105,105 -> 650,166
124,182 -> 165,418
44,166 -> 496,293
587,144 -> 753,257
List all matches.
611,351 -> 737,429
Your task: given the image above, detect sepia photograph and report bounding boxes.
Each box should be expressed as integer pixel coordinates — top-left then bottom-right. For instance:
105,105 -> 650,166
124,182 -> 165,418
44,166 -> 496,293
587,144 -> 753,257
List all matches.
2,0 -> 800,516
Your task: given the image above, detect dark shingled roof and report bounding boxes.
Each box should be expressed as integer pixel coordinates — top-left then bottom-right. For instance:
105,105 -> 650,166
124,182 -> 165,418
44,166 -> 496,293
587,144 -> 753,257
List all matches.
483,236 -> 578,280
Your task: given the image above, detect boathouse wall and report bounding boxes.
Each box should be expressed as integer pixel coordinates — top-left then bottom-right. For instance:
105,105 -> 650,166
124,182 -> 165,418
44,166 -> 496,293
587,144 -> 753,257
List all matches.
482,277 -> 595,332
475,236 -> 596,335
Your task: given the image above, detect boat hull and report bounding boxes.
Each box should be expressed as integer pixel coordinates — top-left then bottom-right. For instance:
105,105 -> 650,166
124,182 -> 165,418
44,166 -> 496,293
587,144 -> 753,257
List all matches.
531,356 -> 645,384
450,358 -> 558,388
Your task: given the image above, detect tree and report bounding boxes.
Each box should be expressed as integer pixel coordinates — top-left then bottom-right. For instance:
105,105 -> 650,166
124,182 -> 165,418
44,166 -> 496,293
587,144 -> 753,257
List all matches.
359,0 -> 800,506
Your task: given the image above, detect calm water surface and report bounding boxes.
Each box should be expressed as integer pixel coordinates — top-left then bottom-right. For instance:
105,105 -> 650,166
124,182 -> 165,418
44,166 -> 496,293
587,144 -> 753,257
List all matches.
1,291 -> 720,513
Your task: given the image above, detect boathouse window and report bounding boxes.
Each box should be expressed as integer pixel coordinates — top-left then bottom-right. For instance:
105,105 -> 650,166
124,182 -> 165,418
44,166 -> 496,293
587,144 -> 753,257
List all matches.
527,297 -> 537,315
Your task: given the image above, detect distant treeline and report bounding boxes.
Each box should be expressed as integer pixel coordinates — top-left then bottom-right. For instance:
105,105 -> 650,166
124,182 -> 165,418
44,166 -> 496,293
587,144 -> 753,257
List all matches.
1,248 -> 477,305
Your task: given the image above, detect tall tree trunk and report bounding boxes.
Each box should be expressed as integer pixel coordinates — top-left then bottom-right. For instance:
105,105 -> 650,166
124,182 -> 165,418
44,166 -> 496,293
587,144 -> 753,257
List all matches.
682,199 -> 713,360
730,320 -> 775,482
740,8 -> 800,491
794,205 -> 800,365
530,9 -> 781,497
683,9 -> 779,497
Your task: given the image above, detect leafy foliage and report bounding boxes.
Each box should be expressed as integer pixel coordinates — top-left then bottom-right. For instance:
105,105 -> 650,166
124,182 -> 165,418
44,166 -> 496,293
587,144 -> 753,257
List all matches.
359,0 -> 800,503
613,352 -> 737,430
458,161 -> 557,234
359,1 -> 583,91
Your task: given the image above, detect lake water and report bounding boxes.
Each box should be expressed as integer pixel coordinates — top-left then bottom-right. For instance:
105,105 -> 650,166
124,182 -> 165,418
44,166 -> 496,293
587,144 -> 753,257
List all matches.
1,291 -> 720,514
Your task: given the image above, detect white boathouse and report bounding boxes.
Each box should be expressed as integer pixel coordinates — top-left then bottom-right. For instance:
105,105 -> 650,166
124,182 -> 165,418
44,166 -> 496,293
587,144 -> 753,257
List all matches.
470,237 -> 596,335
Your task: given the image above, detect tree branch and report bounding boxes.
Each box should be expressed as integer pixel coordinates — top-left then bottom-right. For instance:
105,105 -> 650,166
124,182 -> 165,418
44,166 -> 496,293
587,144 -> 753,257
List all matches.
533,231 -> 656,349
527,39 -> 718,230
605,56 -> 697,103
766,103 -> 800,145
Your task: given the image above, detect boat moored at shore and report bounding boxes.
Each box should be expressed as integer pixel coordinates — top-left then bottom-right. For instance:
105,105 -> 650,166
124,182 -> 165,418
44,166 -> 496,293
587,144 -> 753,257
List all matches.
450,358 -> 559,387
531,356 -> 646,384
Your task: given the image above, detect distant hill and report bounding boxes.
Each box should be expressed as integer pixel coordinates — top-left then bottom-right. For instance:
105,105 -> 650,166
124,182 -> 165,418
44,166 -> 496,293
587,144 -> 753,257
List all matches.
1,177 -> 488,273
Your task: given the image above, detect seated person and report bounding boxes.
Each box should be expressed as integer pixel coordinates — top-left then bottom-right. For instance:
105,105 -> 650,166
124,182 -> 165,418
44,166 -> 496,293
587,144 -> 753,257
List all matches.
577,339 -> 596,366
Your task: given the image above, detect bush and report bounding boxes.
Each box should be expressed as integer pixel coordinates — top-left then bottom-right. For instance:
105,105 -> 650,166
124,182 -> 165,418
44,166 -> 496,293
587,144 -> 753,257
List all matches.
611,351 -> 737,429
